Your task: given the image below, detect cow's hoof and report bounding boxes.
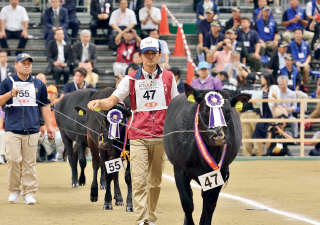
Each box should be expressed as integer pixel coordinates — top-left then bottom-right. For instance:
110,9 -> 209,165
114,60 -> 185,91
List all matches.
103,204 -> 113,210
90,195 -> 98,202
100,185 -> 106,190
79,176 -> 86,186
126,206 -> 134,212
72,183 -> 79,188
115,201 -> 124,206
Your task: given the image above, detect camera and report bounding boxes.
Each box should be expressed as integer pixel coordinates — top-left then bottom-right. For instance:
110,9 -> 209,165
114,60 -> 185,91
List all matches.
222,43 -> 226,46
269,122 -> 283,133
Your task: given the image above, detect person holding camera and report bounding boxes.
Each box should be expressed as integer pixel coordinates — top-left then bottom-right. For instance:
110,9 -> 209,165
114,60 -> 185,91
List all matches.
266,114 -> 294,156
208,37 -> 232,73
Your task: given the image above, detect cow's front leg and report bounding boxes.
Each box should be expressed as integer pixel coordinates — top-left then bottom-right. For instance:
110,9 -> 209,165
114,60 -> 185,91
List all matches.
113,171 -> 124,206
100,159 -> 106,190
88,138 -> 99,202
174,167 -> 195,225
78,144 -> 87,186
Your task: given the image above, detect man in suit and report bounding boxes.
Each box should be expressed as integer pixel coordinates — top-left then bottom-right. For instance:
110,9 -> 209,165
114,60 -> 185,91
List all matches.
72,30 -> 99,74
46,28 -> 72,84
0,51 -> 15,82
90,0 -> 113,42
62,0 -> 80,40
42,0 -> 69,47
128,0 -> 144,27
267,40 -> 289,80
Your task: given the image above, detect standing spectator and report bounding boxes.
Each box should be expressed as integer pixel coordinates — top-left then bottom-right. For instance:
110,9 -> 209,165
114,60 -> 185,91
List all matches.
195,0 -> 219,26
238,73 -> 261,156
255,5 -> 280,56
169,67 -> 184,94
128,0 -> 144,25
42,0 -> 69,47
149,29 -> 170,69
267,40 -> 289,79
225,6 -> 242,31
208,37 -> 232,73
287,28 -> 312,85
0,0 -> 29,56
62,0 -> 80,40
222,50 -> 248,85
109,0 -> 137,55
191,61 -> 222,90
252,0 -> 274,23
217,71 -> 237,98
46,28 -> 72,85
236,17 -> 262,72
225,29 -> 248,64
60,67 -> 95,98
72,30 -> 99,74
0,107 -> 5,164
90,0 -> 113,43
0,53 -> 54,204
0,51 -> 15,82
282,0 -> 313,44
196,8 -> 215,62
139,0 -> 161,39
83,59 -> 99,88
113,29 -> 141,76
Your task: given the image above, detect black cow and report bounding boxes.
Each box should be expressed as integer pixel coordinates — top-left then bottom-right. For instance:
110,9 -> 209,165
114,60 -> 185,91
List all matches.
163,83 -> 250,225
76,87 -> 133,211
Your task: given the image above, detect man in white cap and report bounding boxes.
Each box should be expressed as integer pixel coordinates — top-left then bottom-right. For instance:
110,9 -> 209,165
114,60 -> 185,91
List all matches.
87,37 -> 178,225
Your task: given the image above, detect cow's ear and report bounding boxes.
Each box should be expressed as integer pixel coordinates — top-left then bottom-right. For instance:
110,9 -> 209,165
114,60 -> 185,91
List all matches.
184,83 -> 202,104
230,94 -> 251,108
75,106 -> 87,115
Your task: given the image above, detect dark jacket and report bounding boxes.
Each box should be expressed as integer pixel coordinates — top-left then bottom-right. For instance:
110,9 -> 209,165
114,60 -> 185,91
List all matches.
72,41 -> 98,66
267,52 -> 280,79
127,0 -> 144,21
0,64 -> 15,80
221,79 -> 237,98
234,41 -> 249,63
46,40 -> 73,72
42,7 -> 69,39
62,0 -> 77,20
90,0 -> 113,20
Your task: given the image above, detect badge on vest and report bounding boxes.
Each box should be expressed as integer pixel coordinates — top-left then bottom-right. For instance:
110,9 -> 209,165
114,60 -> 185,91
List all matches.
264,27 -> 270,33
244,41 -> 250,47
298,53 -> 305,59
236,47 -> 242,51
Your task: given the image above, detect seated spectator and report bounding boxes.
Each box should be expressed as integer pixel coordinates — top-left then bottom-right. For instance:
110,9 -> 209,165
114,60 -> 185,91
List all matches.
38,85 -> 64,162
280,53 -> 302,90
225,6 -> 242,31
0,51 -> 15,82
108,0 -> 137,55
83,59 -> 99,87
287,28 -> 312,85
128,0 -> 144,25
252,0 -> 274,22
278,75 -> 298,138
266,114 -> 293,156
42,0 -> 69,47
247,0 -> 274,10
169,67 -> 184,94
60,67 -> 95,98
225,29 -> 248,64
139,0 -> 161,39
115,63 -> 139,87
309,15 -> 320,50
90,0 -> 113,43
267,40 -> 289,79
236,17 -> 262,72
62,0 -> 80,40
36,73 -> 47,85
282,0 -> 313,44
149,29 -> 170,69
255,5 -> 280,56
132,52 -> 142,65
0,107 -> 5,164
190,61 -> 222,90
0,0 -> 29,56
217,71 -> 237,98
195,0 -> 219,26
307,0 -> 320,49
73,30 -> 99,74
46,28 -> 72,84
208,37 -> 232,73
113,29 -> 141,76
238,73 -> 261,156
196,8 -> 215,62
309,131 -> 320,156
222,50 -> 248,85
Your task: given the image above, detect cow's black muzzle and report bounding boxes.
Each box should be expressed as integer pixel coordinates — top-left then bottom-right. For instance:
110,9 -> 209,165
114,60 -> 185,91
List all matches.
208,127 -> 226,146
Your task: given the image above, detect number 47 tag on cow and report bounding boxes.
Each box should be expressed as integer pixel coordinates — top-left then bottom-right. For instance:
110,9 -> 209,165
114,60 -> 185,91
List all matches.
198,170 -> 225,192
105,158 -> 124,174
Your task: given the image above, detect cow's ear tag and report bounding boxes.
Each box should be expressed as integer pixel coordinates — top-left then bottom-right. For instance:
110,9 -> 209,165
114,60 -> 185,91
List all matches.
78,110 -> 84,116
235,101 -> 243,111
95,107 -> 101,112
188,94 -> 195,103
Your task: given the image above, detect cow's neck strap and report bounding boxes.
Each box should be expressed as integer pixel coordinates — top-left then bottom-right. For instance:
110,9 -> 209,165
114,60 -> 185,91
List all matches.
195,104 -> 227,170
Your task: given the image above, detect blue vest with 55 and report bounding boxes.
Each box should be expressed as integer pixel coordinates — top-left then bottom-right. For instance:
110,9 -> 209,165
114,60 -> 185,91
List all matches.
256,17 -> 276,41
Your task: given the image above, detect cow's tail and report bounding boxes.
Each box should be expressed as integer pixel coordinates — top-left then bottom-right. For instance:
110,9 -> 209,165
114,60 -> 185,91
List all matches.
221,167 -> 230,189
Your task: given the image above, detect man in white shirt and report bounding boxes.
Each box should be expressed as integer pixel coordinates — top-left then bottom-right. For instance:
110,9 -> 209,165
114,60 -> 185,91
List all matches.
0,51 -> 15,82
0,0 -> 29,56
108,0 -> 137,54
139,0 -> 161,39
306,0 -> 320,48
149,29 -> 170,69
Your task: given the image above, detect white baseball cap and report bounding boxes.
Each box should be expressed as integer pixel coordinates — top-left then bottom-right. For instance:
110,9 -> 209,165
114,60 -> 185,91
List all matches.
139,37 -> 161,54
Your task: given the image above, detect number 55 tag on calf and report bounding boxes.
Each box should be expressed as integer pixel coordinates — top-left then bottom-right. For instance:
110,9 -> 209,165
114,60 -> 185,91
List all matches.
198,170 -> 225,192
105,158 -> 124,174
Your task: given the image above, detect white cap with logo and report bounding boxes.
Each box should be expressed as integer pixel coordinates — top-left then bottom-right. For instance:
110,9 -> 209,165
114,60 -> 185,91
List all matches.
139,37 -> 161,54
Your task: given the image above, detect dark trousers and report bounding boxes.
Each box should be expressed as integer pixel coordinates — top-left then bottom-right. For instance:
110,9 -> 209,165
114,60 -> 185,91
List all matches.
46,29 -> 69,47
140,29 -> 153,40
0,30 -> 28,56
53,66 -> 70,84
90,18 -> 110,38
68,18 -> 80,38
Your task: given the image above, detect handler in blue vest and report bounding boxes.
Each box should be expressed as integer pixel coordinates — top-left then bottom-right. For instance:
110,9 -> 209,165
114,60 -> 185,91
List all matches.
0,53 -> 54,205
282,0 -> 313,44
255,5 -> 280,56
287,28 -> 312,85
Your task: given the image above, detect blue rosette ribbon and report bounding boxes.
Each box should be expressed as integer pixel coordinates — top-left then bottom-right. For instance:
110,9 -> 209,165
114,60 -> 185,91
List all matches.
204,92 -> 226,128
107,109 -> 123,139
